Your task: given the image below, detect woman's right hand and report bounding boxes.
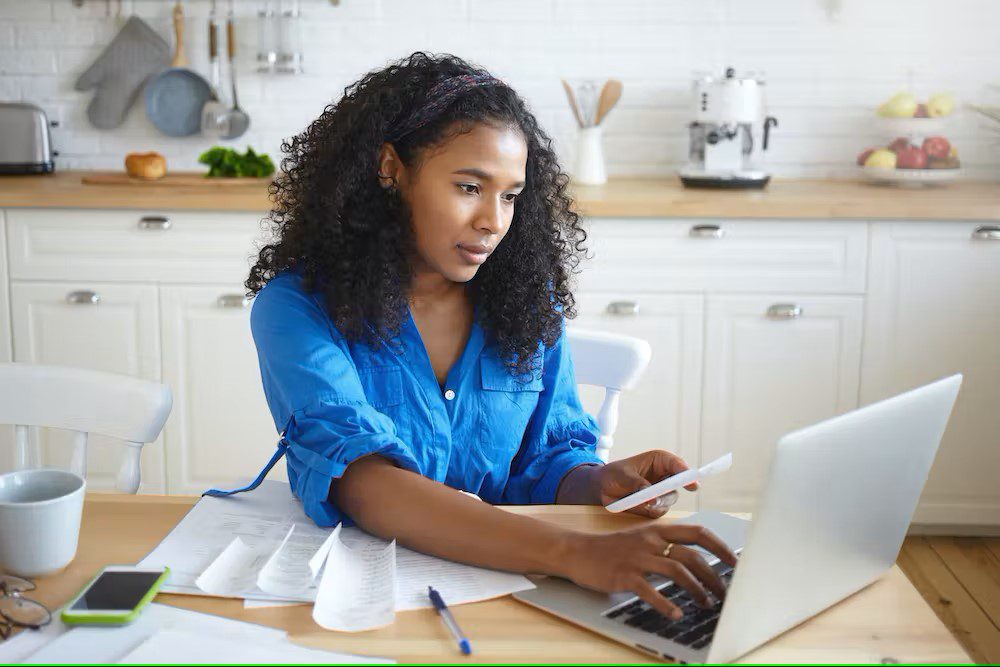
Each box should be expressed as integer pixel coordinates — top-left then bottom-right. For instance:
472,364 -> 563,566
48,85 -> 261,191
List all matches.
559,524 -> 738,621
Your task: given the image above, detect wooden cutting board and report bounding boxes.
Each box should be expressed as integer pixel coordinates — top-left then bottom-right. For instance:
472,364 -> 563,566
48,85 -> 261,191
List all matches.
81,172 -> 272,187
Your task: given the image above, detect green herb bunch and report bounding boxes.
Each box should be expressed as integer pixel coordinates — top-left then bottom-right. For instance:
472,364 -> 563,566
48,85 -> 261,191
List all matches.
197,146 -> 276,178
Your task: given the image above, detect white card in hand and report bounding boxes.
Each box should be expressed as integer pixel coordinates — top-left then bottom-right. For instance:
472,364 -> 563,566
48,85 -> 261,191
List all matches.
604,453 -> 733,513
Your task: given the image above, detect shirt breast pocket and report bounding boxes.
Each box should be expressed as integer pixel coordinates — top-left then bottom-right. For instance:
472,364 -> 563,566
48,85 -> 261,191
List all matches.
356,365 -> 404,410
478,356 -> 542,465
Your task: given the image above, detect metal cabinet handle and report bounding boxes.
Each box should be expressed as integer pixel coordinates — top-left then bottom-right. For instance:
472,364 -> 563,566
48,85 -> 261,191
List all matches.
138,215 -> 172,231
606,301 -> 640,316
972,225 -> 1000,241
66,290 -> 100,305
690,224 -> 725,238
217,294 -> 251,309
766,304 -> 802,320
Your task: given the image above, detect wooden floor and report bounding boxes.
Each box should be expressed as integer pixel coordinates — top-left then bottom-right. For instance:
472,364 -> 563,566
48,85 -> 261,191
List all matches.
898,536 -> 1000,664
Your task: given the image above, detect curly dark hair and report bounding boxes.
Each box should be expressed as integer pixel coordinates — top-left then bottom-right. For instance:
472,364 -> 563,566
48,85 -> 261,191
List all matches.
246,51 -> 588,377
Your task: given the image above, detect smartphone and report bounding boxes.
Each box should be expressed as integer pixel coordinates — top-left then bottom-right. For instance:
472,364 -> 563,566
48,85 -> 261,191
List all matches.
60,565 -> 170,626
605,453 -> 733,513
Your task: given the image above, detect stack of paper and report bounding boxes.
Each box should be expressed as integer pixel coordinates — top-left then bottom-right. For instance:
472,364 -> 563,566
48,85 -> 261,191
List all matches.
5,603 -> 391,664
137,480 -> 535,631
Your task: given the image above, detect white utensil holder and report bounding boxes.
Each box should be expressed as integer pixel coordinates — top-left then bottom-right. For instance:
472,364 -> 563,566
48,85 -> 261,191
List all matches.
573,126 -> 607,185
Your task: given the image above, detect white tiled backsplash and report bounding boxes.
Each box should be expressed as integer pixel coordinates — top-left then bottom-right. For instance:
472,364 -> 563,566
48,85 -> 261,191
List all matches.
2,0 -> 999,179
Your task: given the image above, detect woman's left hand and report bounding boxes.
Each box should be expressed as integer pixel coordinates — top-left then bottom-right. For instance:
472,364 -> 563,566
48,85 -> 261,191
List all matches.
592,450 -> 699,518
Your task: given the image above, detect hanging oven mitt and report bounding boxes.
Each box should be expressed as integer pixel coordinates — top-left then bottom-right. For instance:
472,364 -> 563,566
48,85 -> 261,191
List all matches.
75,16 -> 170,130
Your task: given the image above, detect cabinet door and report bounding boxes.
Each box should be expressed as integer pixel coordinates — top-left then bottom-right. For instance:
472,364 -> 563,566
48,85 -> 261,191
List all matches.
570,293 -> 704,511
10,281 -> 165,492
160,285 -> 282,495
700,295 -> 863,513
862,222 -> 1000,526
0,213 -> 12,471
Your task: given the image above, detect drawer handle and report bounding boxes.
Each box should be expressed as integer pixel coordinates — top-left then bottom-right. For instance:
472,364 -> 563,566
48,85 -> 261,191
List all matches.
66,290 -> 100,305
606,301 -> 640,316
690,224 -> 725,238
766,304 -> 802,320
138,216 -> 172,231
972,225 -> 1000,241
217,294 -> 251,309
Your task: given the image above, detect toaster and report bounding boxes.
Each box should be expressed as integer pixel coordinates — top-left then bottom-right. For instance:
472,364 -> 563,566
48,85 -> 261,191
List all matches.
0,102 -> 57,174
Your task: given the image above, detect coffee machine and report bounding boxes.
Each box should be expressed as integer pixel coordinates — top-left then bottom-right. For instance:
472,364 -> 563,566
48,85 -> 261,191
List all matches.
679,67 -> 778,189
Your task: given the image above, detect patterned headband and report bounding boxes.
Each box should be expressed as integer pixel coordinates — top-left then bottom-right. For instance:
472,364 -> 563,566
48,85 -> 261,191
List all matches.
386,73 -> 503,142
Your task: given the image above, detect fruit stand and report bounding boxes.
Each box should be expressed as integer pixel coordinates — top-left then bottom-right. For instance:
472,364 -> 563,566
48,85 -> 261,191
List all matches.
857,92 -> 960,185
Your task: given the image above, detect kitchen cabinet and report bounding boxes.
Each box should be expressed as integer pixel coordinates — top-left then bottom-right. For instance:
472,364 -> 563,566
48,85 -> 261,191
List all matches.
861,222 -> 1000,526
698,295 -> 864,513
576,219 -> 867,515
5,208 -> 262,284
9,281 -> 166,492
159,284 -> 283,495
571,292 -> 704,512
578,218 -> 867,294
0,213 -> 13,471
3,207 -> 275,494
0,207 -> 997,529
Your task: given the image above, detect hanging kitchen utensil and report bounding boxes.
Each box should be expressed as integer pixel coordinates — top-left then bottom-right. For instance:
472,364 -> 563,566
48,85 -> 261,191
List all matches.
75,16 -> 170,130
256,0 -> 278,73
276,0 -> 304,74
201,0 -> 230,138
144,1 -> 213,137
221,0 -> 250,140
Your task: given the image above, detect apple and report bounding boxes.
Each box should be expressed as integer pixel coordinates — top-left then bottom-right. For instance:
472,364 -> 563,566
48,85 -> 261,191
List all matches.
857,147 -> 876,166
888,137 -> 912,154
922,136 -> 951,159
864,148 -> 897,168
914,103 -> 929,118
927,93 -> 955,117
878,92 -> 918,118
896,145 -> 929,169
928,155 -> 960,169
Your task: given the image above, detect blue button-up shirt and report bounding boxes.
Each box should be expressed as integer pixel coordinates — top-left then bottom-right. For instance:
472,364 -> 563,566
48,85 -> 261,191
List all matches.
247,271 -> 603,527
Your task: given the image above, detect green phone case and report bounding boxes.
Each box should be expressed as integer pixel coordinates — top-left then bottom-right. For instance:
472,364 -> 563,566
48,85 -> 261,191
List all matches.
60,566 -> 170,626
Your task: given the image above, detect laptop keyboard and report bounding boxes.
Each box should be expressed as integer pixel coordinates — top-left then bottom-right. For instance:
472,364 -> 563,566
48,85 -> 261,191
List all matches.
604,560 -> 736,651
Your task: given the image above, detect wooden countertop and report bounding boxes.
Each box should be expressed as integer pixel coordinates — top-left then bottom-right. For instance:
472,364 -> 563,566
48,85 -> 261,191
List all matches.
0,170 -> 998,220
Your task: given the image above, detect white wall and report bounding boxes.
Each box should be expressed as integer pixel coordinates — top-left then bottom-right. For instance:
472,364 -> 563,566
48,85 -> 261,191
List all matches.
2,0 -> 999,179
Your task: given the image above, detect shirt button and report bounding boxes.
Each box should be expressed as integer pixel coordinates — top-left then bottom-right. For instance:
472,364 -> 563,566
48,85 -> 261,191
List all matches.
444,389 -> 456,401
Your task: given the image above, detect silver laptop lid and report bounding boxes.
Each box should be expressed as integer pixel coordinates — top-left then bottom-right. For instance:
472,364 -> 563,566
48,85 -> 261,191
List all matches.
707,374 -> 962,663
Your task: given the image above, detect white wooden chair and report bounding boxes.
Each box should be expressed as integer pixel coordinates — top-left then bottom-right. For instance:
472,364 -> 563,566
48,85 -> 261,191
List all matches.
0,363 -> 172,494
566,327 -> 652,462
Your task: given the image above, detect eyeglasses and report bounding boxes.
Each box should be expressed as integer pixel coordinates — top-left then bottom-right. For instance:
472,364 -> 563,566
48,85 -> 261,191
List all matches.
0,575 -> 52,641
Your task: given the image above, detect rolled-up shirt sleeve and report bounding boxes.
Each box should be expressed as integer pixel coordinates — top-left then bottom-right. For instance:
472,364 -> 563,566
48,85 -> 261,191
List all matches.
502,326 -> 604,504
250,276 -> 421,526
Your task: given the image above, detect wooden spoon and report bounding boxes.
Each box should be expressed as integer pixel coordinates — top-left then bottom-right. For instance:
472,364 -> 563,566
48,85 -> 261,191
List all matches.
595,79 -> 623,126
561,79 -> 585,128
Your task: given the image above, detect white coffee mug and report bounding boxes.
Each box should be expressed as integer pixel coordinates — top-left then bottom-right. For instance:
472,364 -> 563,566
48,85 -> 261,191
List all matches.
0,468 -> 86,578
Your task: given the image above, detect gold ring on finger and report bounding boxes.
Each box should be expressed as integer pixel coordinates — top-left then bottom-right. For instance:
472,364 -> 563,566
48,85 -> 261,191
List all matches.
663,542 -> 675,558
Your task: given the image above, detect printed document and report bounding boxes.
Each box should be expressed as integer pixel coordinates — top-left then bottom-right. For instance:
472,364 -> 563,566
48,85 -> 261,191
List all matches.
138,480 -> 534,631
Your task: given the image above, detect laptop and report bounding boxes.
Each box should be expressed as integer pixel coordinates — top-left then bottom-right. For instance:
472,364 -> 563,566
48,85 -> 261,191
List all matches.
514,374 -> 963,664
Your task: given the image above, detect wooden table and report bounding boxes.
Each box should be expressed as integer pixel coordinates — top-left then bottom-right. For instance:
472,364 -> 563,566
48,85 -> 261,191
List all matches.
21,494 -> 971,664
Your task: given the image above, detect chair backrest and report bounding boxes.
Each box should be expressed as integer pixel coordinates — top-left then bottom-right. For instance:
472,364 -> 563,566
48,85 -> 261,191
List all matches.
566,327 -> 651,462
0,363 -> 173,494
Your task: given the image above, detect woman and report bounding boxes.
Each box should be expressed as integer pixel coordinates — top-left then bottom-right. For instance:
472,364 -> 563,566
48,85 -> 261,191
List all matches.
236,52 -> 735,621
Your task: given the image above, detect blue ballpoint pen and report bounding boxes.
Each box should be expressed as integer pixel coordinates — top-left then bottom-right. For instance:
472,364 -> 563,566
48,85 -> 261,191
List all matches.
428,586 -> 472,655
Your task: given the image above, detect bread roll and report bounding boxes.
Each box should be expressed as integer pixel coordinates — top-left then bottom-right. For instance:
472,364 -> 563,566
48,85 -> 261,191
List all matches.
125,152 -> 167,180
